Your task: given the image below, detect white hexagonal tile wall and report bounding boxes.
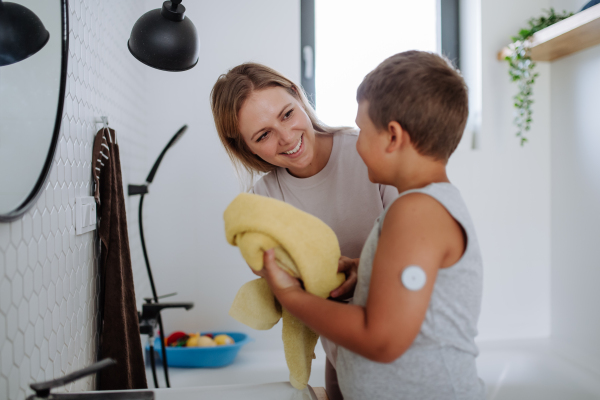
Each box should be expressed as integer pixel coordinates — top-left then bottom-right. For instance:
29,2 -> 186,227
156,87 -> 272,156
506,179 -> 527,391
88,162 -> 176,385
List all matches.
10,221 -> 22,247
17,243 -> 28,275
1,342 -> 13,376
12,274 -> 23,306
0,1 -> 152,397
8,368 -> 19,399
18,302 -> 29,332
5,245 -> 17,280
0,375 -> 7,400
0,314 -> 6,350
25,324 -> 35,357
6,307 -> 17,339
0,281 -> 10,314
0,225 -> 10,251
13,331 -> 24,366
34,319 -> 44,348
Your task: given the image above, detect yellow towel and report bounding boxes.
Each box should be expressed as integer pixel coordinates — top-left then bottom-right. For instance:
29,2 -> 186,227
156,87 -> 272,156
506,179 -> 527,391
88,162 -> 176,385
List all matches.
224,193 -> 345,389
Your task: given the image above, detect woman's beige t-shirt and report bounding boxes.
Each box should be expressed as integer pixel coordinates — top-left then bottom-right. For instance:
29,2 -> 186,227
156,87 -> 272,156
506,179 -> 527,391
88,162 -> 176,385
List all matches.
251,130 -> 398,367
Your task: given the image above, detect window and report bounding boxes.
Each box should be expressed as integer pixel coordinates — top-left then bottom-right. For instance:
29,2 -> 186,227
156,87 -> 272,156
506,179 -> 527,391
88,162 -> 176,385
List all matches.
301,0 -> 459,128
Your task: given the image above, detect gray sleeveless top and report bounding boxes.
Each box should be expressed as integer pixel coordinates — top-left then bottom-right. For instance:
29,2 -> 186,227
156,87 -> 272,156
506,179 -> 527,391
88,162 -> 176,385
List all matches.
337,183 -> 485,400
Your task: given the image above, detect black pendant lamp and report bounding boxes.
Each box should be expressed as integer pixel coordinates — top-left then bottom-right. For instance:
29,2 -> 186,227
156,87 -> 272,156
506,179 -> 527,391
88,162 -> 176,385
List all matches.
0,0 -> 50,67
128,0 -> 199,72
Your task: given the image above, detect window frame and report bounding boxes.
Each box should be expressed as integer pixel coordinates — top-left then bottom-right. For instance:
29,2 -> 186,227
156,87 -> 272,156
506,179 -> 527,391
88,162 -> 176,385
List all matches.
300,0 -> 460,104
300,0 -> 316,107
440,0 -> 461,69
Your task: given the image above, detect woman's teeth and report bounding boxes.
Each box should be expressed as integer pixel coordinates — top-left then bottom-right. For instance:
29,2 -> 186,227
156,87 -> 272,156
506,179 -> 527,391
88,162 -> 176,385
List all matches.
284,136 -> 302,155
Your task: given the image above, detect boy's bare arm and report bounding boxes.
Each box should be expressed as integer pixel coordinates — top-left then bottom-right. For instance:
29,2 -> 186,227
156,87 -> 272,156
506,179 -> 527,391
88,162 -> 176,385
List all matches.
263,193 -> 465,362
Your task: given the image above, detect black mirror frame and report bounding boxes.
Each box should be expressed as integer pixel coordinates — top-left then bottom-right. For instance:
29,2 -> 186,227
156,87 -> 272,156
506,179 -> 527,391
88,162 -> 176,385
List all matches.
0,0 -> 69,222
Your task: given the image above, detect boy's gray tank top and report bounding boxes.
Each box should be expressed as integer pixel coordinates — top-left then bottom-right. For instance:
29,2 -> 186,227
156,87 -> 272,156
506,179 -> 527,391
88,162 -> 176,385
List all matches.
337,183 -> 485,400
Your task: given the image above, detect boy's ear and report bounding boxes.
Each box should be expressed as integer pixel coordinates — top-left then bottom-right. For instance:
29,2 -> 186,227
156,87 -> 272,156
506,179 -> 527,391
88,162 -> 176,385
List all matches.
385,121 -> 405,153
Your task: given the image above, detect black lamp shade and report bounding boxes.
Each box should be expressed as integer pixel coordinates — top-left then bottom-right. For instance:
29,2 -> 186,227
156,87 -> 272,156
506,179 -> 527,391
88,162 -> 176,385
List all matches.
128,1 -> 199,72
0,1 -> 50,67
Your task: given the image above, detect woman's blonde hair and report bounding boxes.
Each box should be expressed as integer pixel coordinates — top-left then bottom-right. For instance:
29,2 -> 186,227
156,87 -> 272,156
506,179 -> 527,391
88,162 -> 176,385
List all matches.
210,63 -> 341,188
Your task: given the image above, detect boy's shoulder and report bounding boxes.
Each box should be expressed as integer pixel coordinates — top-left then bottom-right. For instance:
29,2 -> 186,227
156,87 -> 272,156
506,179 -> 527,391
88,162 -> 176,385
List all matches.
386,192 -> 446,221
387,183 -> 462,213
382,186 -> 466,267
383,189 -> 457,239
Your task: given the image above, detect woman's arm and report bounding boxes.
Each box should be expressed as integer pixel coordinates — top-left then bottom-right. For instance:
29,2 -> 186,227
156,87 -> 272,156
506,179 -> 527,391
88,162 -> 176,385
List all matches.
261,193 -> 462,362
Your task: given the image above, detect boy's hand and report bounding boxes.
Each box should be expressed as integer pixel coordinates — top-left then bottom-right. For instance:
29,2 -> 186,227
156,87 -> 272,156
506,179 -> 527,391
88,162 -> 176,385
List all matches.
330,256 -> 359,299
248,264 -> 262,277
261,249 -> 302,297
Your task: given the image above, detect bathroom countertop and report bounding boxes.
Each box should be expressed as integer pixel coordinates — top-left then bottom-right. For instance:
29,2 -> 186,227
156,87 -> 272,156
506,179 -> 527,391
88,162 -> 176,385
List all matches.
145,348 -> 327,389
149,382 -> 322,400
140,339 -> 600,399
41,339 -> 600,400
55,382 -> 326,400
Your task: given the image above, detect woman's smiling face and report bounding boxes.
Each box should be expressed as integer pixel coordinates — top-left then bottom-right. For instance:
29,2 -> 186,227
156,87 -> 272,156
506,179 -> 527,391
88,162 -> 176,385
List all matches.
238,86 -> 317,173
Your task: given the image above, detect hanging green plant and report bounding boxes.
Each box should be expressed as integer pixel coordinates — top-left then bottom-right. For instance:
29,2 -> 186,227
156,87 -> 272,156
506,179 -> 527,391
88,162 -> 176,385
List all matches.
505,8 -> 573,145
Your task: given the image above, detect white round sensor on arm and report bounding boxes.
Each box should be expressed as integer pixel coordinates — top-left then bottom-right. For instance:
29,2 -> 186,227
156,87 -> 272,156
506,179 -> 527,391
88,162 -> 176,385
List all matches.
401,265 -> 427,291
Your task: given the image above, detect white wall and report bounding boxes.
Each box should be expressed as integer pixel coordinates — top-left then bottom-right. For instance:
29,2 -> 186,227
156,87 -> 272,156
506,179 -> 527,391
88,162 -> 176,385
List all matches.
451,0 -> 552,341
125,0 -> 600,363
140,0 -> 559,350
136,0 -> 300,351
548,0 -> 600,373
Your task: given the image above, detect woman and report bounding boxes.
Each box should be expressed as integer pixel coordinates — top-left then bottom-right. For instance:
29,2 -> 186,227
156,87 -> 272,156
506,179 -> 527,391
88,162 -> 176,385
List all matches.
211,63 -> 397,400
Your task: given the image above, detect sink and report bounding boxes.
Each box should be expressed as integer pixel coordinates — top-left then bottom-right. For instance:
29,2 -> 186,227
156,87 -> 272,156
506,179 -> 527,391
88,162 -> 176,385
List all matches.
33,383 -> 317,400
152,382 -> 317,400
27,358 -> 317,400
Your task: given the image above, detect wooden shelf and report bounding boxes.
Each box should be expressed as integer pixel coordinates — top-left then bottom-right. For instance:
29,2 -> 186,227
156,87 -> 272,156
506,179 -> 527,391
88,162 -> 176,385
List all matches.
497,3 -> 600,61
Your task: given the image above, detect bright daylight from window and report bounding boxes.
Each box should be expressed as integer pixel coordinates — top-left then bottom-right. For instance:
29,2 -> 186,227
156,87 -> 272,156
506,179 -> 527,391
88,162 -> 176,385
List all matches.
315,0 -> 438,128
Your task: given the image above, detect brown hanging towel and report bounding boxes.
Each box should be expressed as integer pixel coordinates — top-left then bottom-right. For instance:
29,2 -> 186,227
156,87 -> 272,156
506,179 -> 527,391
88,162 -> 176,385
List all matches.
92,127 -> 147,390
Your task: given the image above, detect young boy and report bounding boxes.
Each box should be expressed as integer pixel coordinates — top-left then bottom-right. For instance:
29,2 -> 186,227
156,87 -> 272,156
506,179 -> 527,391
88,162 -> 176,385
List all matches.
257,51 -> 484,399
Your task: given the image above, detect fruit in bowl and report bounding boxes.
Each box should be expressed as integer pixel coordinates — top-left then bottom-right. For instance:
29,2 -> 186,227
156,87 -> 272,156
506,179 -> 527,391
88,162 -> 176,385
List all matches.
149,331 -> 252,368
169,332 -> 236,347
195,335 -> 217,347
213,334 -> 235,345
186,333 -> 217,347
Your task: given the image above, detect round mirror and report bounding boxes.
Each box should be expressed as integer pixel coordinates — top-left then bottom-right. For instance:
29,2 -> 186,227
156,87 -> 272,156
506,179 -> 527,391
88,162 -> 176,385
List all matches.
0,0 -> 68,221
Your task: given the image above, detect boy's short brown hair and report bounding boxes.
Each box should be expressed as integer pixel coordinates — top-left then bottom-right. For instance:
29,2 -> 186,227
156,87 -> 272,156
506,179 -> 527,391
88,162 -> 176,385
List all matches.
357,51 -> 468,161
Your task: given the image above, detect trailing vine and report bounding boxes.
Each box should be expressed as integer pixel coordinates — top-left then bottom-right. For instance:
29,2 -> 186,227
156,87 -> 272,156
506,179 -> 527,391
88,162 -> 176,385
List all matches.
505,8 -> 573,145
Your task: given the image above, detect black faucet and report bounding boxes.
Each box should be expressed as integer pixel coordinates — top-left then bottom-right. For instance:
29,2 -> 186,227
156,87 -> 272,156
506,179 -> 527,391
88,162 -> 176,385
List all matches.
27,359 -> 157,400
138,295 -> 194,388
139,301 -> 194,335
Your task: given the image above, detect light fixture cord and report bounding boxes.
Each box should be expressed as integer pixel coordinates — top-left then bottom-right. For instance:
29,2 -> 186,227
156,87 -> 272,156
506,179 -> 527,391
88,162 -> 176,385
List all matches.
138,194 -> 171,388
171,0 -> 182,10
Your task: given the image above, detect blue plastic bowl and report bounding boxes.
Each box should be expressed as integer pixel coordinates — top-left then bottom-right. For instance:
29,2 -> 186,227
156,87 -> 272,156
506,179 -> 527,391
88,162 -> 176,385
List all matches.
149,332 -> 252,368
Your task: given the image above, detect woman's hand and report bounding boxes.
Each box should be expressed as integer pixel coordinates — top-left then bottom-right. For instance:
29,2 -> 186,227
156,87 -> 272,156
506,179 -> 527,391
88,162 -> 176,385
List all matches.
260,249 -> 302,298
330,256 -> 359,299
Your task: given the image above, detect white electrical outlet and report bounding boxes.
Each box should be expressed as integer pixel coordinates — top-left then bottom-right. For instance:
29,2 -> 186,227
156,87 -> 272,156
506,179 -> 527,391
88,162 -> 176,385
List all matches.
75,196 -> 97,235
